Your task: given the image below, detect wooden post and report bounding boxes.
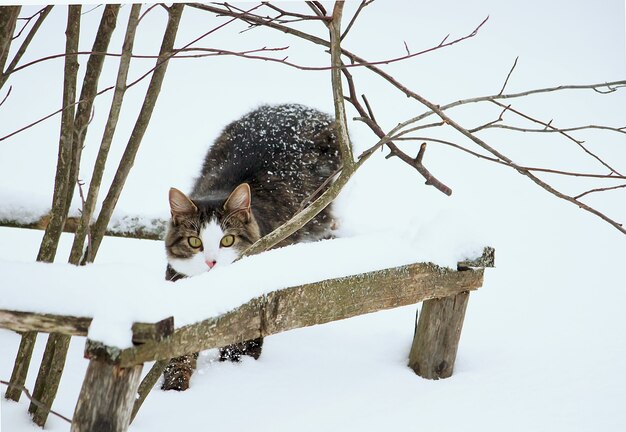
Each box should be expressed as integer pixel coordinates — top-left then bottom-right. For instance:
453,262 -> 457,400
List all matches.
28,333 -> 71,426
71,360 -> 143,432
408,291 -> 470,379
4,331 -> 36,401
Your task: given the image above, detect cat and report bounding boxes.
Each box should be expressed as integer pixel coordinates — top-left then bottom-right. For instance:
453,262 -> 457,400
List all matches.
162,104 -> 341,391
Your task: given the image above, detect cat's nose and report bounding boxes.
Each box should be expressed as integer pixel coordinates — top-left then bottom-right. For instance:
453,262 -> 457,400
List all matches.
206,259 -> 217,269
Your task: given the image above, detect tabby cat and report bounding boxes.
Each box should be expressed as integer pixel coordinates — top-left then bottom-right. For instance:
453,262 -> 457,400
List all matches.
162,104 -> 341,391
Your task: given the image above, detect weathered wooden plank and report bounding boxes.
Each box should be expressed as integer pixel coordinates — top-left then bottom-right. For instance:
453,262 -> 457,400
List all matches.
0,310 -> 173,345
4,331 -> 37,402
118,262 -> 484,367
131,317 -> 174,343
408,291 -> 470,379
0,309 -> 91,336
71,360 -> 143,432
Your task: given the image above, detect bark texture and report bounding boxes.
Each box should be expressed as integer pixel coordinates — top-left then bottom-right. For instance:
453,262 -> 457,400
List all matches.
119,262 -> 484,367
36,5 -> 81,263
88,4 -> 184,262
65,4 -> 120,265
4,331 -> 36,402
408,291 -> 470,379
0,6 -> 21,76
28,333 -> 71,427
69,4 -> 141,264
71,361 -> 143,432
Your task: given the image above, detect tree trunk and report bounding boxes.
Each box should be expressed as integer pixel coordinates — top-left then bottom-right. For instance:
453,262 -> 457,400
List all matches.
87,3 -> 184,262
65,5 -> 120,265
0,6 -> 20,75
28,333 -> 71,426
4,331 -> 36,402
36,5 -> 81,263
69,4 -> 141,264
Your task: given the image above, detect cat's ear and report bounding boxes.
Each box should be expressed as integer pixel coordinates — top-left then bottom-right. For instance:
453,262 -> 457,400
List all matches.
169,188 -> 197,223
224,183 -> 251,217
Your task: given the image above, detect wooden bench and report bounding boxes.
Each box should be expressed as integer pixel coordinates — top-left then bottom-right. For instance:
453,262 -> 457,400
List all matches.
1,247 -> 493,431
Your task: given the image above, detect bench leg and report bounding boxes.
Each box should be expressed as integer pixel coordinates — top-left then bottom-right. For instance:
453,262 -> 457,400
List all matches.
408,291 -> 470,379
71,359 -> 143,432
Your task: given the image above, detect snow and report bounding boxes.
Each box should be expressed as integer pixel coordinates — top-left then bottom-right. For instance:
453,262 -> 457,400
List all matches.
2,1 -> 626,432
0,225 -> 485,348
0,190 -> 51,225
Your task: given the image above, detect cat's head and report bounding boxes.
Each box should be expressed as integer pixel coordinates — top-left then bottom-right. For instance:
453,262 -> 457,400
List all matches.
165,183 -> 261,277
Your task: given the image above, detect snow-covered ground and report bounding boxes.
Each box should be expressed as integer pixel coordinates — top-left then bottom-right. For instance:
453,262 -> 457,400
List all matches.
1,1 -> 625,431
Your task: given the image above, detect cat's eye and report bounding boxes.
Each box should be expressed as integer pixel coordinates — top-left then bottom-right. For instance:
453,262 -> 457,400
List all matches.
220,234 -> 235,248
188,236 -> 202,248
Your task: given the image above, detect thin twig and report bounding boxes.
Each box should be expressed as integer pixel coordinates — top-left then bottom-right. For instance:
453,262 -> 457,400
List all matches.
344,68 -> 452,195
392,135 -> 626,179
0,5 -> 53,90
340,0 -> 373,41
138,3 -> 160,23
397,137 -> 623,181
415,142 -> 427,164
190,2 -> 626,234
574,184 -> 626,200
11,7 -> 47,40
468,103 -> 510,133
0,5 -> 267,144
76,179 -> 92,261
0,379 -> 72,424
361,94 -> 377,124
499,56 -> 518,95
81,4 -> 103,16
491,100 -> 622,176
297,166 -> 343,213
477,123 -> 626,136
0,85 -> 11,107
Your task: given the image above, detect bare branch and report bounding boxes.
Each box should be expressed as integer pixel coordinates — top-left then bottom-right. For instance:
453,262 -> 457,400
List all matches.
361,94 -> 377,123
393,135 -> 626,180
81,4 -> 103,16
264,2 -> 331,23
491,100 -> 622,176
476,123 -> 626,135
0,5 -> 267,145
574,184 -> 626,200
341,0 -> 373,41
0,6 -> 53,90
11,7 -> 45,40
297,166 -> 343,213
344,67 -> 452,195
498,56 -> 518,95
138,3 -> 160,23
468,103 -> 510,133
0,84 -> 11,107
329,2 -> 354,167
187,2 -> 626,233
241,0 -> 357,257
0,379 -> 72,424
